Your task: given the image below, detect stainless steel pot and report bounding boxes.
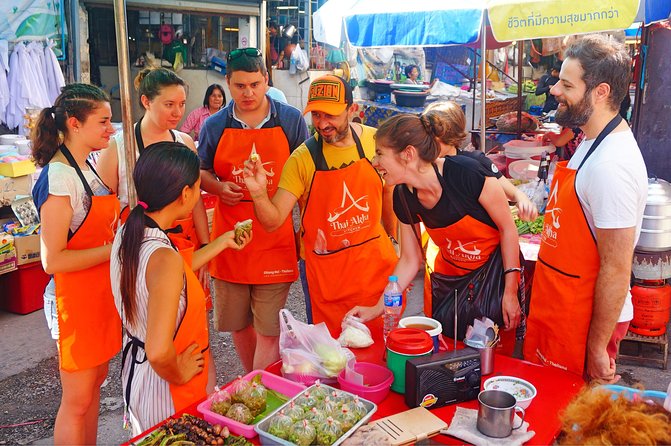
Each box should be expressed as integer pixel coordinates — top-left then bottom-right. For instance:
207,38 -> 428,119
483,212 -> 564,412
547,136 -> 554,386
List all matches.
637,178 -> 671,252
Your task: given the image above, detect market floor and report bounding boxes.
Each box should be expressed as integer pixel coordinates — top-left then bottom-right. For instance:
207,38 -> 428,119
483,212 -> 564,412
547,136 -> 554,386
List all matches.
0,280 -> 668,445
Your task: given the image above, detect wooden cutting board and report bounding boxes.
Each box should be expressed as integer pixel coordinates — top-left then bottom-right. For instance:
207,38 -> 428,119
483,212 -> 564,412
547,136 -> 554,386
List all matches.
370,407 -> 448,446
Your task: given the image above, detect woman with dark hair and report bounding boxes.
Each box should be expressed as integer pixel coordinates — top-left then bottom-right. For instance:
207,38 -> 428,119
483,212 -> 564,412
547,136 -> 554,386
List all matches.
404,64 -> 421,84
348,114 -> 522,339
110,142 -> 250,435
180,83 -> 226,141
97,67 -> 210,252
31,83 -> 121,444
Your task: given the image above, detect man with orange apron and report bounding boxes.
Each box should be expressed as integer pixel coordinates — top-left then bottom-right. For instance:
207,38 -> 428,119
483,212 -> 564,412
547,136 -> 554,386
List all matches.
524,36 -> 647,381
198,47 -> 308,371
243,75 -> 398,338
53,146 -> 121,372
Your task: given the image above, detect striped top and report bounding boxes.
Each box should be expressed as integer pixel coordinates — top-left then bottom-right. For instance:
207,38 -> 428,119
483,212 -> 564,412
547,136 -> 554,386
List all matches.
110,226 -> 187,435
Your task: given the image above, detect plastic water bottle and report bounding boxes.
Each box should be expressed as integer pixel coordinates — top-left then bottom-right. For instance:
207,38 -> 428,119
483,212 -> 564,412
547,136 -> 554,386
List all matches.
383,275 -> 403,342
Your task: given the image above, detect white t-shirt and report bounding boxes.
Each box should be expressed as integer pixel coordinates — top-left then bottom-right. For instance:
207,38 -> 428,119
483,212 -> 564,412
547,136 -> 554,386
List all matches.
34,162 -> 111,233
568,129 -> 648,322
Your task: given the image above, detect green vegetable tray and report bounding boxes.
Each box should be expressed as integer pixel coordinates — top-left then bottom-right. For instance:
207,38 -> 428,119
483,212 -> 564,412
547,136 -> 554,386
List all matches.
255,383 -> 377,446
197,370 -> 306,438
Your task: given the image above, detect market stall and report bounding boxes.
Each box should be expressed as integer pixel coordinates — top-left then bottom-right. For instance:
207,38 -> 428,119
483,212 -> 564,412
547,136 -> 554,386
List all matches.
128,332 -> 584,446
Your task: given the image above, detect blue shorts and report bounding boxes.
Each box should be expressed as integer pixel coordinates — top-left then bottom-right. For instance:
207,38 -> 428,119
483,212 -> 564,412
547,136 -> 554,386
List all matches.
43,277 -> 59,340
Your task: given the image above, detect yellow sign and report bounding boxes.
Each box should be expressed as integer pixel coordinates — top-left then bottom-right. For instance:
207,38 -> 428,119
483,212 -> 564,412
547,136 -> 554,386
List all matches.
488,0 -> 640,41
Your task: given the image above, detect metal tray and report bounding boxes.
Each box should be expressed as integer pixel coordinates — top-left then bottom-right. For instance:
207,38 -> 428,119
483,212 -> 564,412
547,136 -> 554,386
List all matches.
254,383 -> 377,446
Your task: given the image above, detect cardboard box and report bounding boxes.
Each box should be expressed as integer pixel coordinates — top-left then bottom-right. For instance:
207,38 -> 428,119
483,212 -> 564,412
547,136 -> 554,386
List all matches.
0,175 -> 32,206
0,160 -> 36,178
14,234 -> 40,265
0,248 -> 17,276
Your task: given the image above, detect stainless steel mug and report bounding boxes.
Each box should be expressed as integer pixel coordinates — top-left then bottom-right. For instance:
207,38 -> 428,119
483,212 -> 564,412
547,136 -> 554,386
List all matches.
477,389 -> 525,438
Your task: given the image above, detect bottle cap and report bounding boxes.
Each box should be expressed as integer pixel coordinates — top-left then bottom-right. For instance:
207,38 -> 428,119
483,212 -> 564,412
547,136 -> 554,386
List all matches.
389,275 -> 398,282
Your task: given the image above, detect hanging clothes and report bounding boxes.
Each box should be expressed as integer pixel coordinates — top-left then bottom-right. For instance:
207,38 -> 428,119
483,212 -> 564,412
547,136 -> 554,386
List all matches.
28,41 -> 49,104
44,39 -> 65,103
0,40 -> 9,126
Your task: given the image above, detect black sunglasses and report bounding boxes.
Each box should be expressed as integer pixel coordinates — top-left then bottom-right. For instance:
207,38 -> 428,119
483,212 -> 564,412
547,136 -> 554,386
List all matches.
227,48 -> 262,62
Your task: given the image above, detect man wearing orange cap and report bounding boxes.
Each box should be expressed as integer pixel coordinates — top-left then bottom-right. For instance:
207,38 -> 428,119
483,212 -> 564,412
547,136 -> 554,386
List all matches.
243,75 -> 398,337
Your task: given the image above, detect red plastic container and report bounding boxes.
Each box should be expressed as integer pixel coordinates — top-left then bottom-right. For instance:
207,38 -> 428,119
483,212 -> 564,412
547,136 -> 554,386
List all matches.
197,370 -> 305,438
0,262 -> 49,314
337,362 -> 394,404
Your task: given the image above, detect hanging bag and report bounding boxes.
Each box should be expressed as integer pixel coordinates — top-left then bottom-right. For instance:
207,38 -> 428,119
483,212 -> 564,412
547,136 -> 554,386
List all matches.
398,175 -> 526,341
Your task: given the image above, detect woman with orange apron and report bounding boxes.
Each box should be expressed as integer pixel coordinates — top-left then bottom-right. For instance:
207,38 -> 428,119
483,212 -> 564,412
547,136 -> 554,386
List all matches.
111,143 -> 251,435
302,129 -> 398,337
96,67 -> 209,253
349,114 -> 522,342
32,84 -> 121,445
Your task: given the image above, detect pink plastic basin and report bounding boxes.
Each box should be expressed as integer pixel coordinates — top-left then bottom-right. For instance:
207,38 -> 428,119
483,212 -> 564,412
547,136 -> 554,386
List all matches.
337,362 -> 394,404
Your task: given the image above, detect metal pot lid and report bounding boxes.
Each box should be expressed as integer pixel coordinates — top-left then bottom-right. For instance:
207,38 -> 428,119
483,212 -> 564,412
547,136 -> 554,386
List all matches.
646,178 -> 671,205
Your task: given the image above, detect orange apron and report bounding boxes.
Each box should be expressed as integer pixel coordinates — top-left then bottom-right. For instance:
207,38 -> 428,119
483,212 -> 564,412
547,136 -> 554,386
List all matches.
302,131 -> 397,337
524,115 -> 621,376
122,228 -> 210,415
210,114 -> 297,283
54,146 -> 121,371
124,120 -> 199,251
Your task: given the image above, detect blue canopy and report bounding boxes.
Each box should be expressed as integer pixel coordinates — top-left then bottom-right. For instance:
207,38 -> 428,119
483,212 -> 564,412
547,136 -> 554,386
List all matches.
343,0 -> 486,47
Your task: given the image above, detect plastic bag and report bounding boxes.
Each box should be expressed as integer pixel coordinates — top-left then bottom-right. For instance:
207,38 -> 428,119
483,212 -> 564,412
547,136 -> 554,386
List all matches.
338,316 -> 374,348
279,309 -> 354,383
294,43 -> 310,72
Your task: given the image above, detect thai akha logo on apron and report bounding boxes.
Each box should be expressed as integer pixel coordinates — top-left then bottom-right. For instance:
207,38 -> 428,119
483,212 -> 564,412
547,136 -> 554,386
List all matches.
542,181 -> 562,248
231,144 -> 276,189
443,236 -> 483,263
327,180 -> 371,237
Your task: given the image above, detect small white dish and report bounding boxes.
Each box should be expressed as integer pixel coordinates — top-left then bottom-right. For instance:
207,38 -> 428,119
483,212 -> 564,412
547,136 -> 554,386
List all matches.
483,375 -> 537,409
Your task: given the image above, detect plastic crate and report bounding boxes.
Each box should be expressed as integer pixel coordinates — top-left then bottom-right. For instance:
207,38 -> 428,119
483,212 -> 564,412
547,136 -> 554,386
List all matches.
0,262 -> 49,314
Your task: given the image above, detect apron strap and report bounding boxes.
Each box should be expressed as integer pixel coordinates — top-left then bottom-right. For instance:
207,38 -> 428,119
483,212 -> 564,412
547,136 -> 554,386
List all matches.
121,335 -> 147,409
60,145 -> 95,196
306,125 -> 366,172
135,116 -> 177,155
577,114 -> 623,170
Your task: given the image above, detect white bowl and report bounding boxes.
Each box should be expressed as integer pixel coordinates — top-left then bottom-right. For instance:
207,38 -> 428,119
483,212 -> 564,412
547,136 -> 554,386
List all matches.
483,375 -> 537,409
398,316 -> 442,338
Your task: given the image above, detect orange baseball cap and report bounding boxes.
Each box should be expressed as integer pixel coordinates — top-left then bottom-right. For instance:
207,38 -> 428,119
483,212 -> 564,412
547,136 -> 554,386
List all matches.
303,75 -> 353,116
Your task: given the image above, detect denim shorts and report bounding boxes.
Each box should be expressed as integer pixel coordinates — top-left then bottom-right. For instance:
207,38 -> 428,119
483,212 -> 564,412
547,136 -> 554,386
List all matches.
43,277 -> 59,340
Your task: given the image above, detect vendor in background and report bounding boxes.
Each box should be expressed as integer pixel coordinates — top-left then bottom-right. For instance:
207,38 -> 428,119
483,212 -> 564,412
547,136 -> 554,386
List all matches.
423,101 -> 538,221
543,126 -> 584,160
535,61 -> 561,114
524,35 -> 647,383
347,114 -> 522,338
111,143 -> 250,436
404,65 -> 422,84
404,64 -> 438,88
180,84 -> 226,141
32,84 -> 120,444
242,75 -> 398,337
96,68 -> 210,257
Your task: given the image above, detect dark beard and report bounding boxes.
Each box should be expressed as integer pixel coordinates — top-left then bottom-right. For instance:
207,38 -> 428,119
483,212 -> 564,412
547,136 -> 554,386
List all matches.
317,122 -> 349,144
555,92 -> 593,128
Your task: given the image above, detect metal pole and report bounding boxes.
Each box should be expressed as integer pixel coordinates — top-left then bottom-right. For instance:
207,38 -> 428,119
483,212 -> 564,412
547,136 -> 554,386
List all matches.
112,0 -> 138,208
260,1 -> 267,56
517,40 -> 523,139
480,12 -> 487,152
69,0 -> 81,81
